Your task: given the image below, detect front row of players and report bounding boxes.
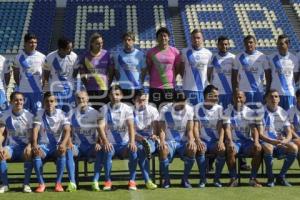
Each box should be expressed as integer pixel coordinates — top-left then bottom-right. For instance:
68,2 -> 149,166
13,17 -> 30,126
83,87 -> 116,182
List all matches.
0,85 -> 300,193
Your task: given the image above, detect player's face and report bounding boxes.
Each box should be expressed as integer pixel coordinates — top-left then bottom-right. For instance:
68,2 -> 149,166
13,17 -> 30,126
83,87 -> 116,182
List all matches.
157,32 -> 169,46
205,89 -> 219,105
110,89 -> 123,104
123,36 -> 135,50
233,91 -> 246,109
12,94 -> 24,111
24,39 -> 37,52
244,38 -> 256,52
76,92 -> 89,108
91,37 -> 103,52
191,32 -> 203,48
58,43 -> 73,58
217,39 -> 229,53
44,96 -> 57,113
266,91 -> 280,108
277,38 -> 289,53
135,94 -> 147,109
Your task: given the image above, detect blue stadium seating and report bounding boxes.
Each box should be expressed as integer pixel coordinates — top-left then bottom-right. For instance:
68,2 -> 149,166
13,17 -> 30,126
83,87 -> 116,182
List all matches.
179,0 -> 300,53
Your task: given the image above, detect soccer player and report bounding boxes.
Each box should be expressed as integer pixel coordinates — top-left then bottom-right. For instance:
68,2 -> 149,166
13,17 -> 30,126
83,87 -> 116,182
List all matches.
43,37 -> 78,113
68,91 -> 103,191
158,90 -> 196,188
97,85 -> 138,191
258,89 -> 298,187
181,29 -> 212,105
266,34 -> 299,111
208,36 -> 235,109
0,92 -> 34,193
113,32 -> 146,103
146,27 -> 181,108
232,35 -> 268,109
133,90 -> 158,189
223,90 -> 262,187
31,92 -> 75,192
78,33 -> 114,110
0,54 -> 10,111
13,33 -> 46,114
193,85 -> 226,188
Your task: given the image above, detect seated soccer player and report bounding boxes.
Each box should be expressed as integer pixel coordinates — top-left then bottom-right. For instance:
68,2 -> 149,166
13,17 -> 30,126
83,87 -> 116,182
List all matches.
159,90 -> 196,189
0,92 -> 34,193
194,85 -> 226,188
31,92 -> 75,192
259,89 -> 298,187
97,85 -> 138,191
224,90 -> 262,187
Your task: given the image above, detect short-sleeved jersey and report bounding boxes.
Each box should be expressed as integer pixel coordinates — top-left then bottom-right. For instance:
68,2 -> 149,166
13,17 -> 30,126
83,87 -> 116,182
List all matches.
288,105 -> 300,136
146,46 -> 181,89
99,103 -> 134,145
0,109 -> 33,145
262,106 -> 290,139
134,104 -> 159,137
268,52 -> 299,96
113,49 -> 145,90
45,50 -> 78,92
181,47 -> 212,92
233,51 -> 269,93
14,50 -> 46,93
79,50 -> 111,91
33,109 -> 70,144
210,52 -> 235,94
69,106 -> 100,145
223,105 -> 256,141
159,103 -> 194,142
0,55 -> 10,91
194,103 -> 223,142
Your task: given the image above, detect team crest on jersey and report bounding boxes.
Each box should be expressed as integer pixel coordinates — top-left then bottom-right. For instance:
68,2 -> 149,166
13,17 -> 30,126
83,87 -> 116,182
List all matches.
36,101 -> 42,108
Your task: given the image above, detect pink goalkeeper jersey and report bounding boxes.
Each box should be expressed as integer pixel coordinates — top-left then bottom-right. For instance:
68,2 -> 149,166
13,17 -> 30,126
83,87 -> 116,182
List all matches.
146,46 -> 181,89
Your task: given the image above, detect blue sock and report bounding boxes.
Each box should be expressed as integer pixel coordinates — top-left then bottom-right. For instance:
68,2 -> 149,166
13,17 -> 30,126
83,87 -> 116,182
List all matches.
160,159 -> 170,180
263,153 -> 273,180
104,151 -> 113,181
196,154 -> 206,181
93,151 -> 103,182
66,149 -> 76,183
279,153 -> 297,178
215,156 -> 225,180
183,156 -> 195,180
56,155 -> 66,183
138,149 -> 150,182
24,161 -> 33,185
128,151 -> 138,181
33,157 -> 44,184
0,160 -> 8,186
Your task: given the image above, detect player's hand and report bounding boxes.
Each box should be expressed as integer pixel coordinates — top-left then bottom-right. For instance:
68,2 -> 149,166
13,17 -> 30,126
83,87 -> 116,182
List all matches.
254,142 -> 262,152
195,139 -> 206,152
217,141 -> 225,151
226,140 -> 235,151
103,141 -> 113,152
187,140 -> 196,152
159,141 -> 167,150
58,144 -> 67,154
95,143 -> 101,151
0,147 -> 5,160
128,142 -> 137,152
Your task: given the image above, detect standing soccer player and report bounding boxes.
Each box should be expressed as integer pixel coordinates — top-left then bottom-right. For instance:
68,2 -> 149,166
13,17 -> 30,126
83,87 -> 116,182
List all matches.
43,37 -> 78,113
258,89 -> 298,187
97,85 -> 138,191
146,27 -> 181,108
13,33 -> 46,114
0,54 -> 10,111
158,91 -> 196,188
193,85 -> 226,188
113,32 -> 146,103
78,33 -> 114,110
209,36 -> 235,109
0,92 -> 34,193
266,35 -> 299,111
181,29 -> 212,105
232,35 -> 269,108
31,92 -> 75,192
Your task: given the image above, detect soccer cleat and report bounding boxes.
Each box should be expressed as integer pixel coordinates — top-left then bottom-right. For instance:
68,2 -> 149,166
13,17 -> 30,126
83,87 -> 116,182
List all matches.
276,177 -> 292,187
266,179 -> 275,187
54,183 -> 64,192
128,180 -> 137,191
23,185 -> 32,193
249,179 -> 262,187
103,181 -> 112,191
181,179 -> 192,188
35,184 -> 46,193
141,139 -> 152,159
229,178 -> 239,187
213,180 -> 223,188
0,185 -> 9,193
145,181 -> 157,190
66,182 -> 77,192
162,179 -> 171,189
198,181 -> 206,188
91,181 -> 100,192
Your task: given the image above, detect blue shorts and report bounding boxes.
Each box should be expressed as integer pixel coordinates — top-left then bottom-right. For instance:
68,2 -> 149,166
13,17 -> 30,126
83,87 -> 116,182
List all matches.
219,94 -> 232,110
166,140 -> 186,162
110,144 -> 130,157
53,90 -> 75,113
244,92 -> 263,109
202,140 -> 218,153
39,144 -> 57,158
184,90 -> 204,106
233,140 -> 254,155
137,139 -> 157,154
73,143 -> 95,158
0,90 -> 9,111
261,141 -> 292,159
5,143 -> 26,161
279,95 -> 295,111
23,92 -> 43,114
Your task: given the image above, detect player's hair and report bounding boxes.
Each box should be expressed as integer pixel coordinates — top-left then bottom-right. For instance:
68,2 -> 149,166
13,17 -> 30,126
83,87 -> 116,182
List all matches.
296,89 -> 300,98
243,35 -> 256,43
75,90 -> 89,99
122,32 -> 136,41
57,37 -> 73,49
133,89 -> 146,100
217,35 -> 229,44
43,91 -> 56,102
156,27 -> 170,39
277,34 -> 290,44
203,85 -> 218,99
265,89 -> 279,98
191,29 -> 202,36
24,33 -> 37,43
173,90 -> 186,102
10,91 -> 24,102
109,85 -> 123,95
89,32 -> 103,51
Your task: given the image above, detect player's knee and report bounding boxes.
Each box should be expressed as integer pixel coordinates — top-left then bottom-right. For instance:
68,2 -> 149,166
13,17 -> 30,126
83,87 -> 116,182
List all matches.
286,143 -> 298,153
262,144 -> 273,154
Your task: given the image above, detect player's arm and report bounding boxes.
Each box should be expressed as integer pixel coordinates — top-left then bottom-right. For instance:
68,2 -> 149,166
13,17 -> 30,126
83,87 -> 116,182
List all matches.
290,124 -> 299,139
265,69 -> 272,93
97,118 -> 112,152
217,120 -> 225,151
61,124 -> 71,147
294,72 -> 299,87
31,123 -> 42,156
207,67 -> 213,84
251,125 -> 261,151
186,120 -> 196,151
158,121 -> 167,150
257,124 -> 280,145
282,126 -> 293,144
231,69 -> 238,93
42,69 -> 50,90
0,126 -> 7,160
193,120 -> 206,152
127,118 -> 137,152
12,65 -> 20,86
224,123 -> 234,151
